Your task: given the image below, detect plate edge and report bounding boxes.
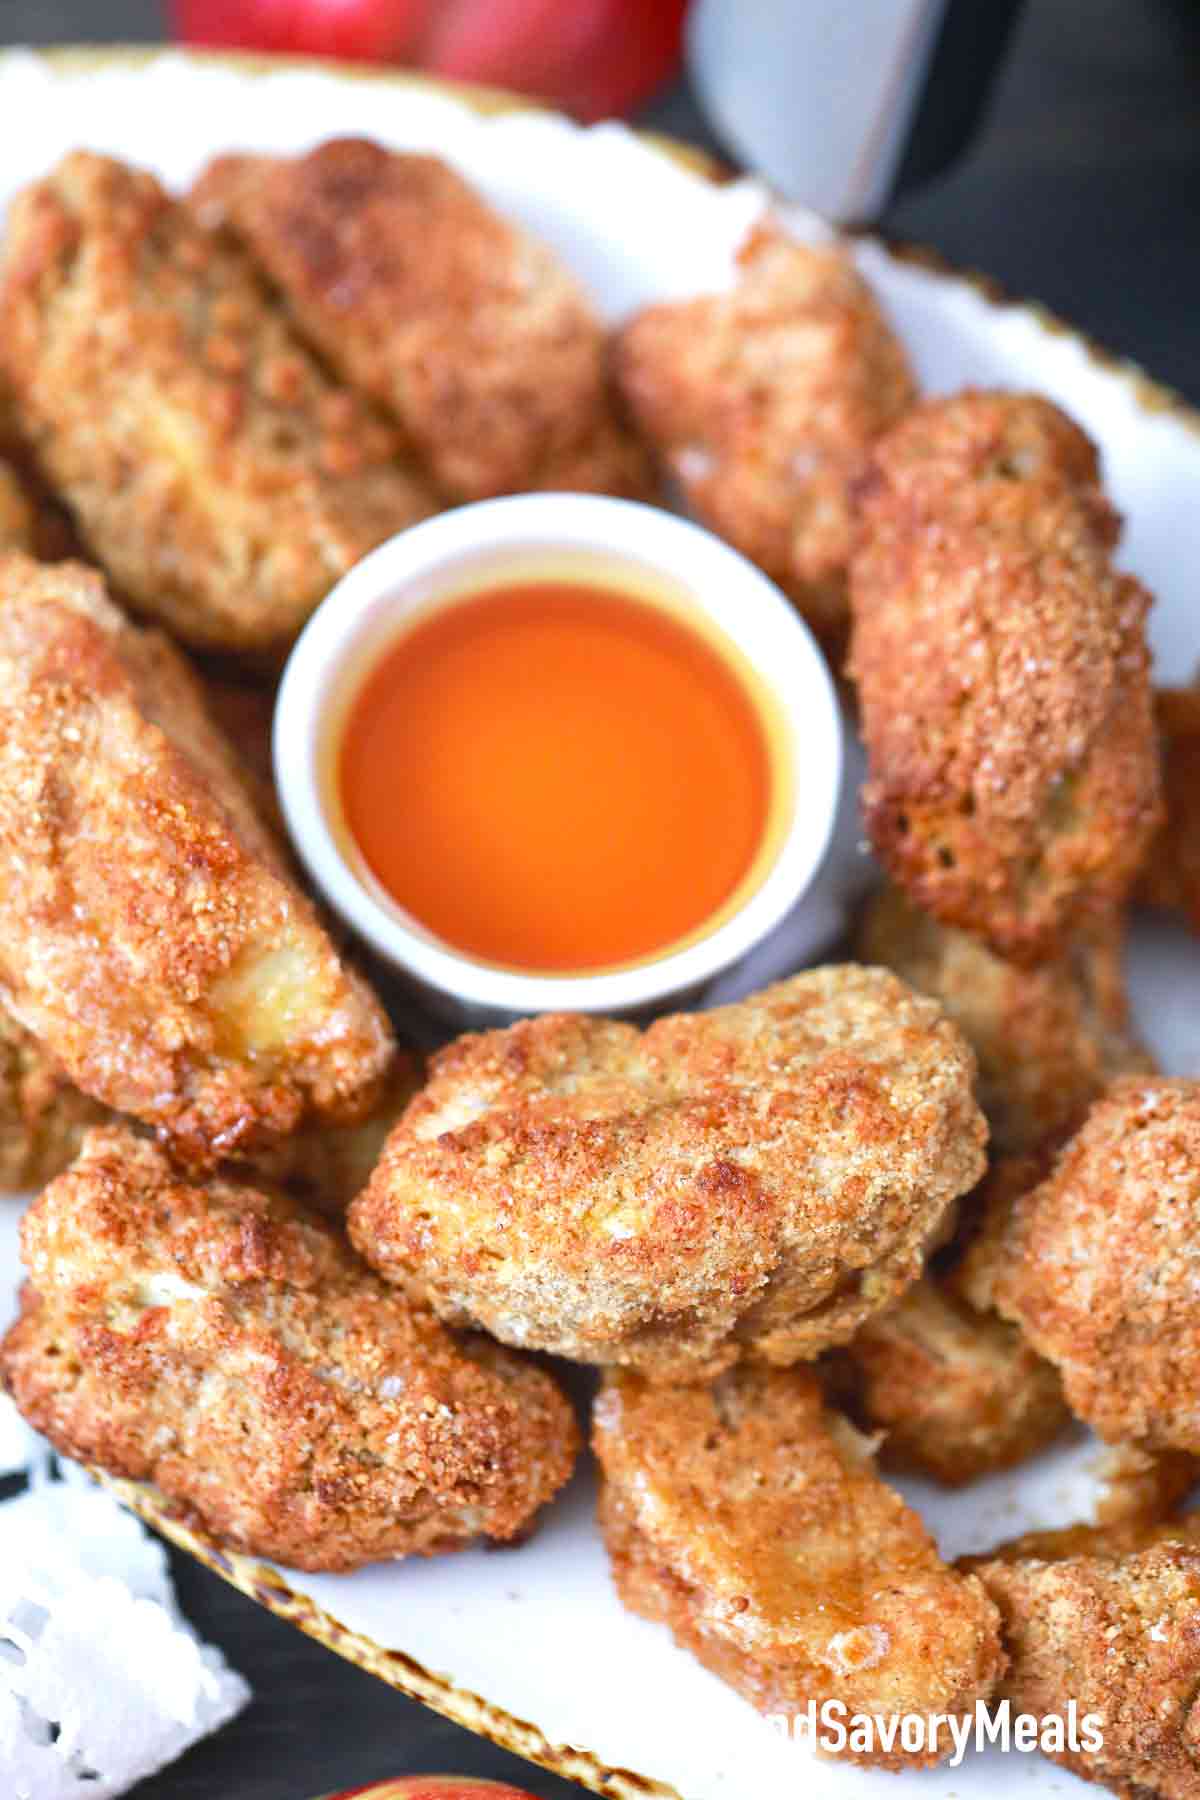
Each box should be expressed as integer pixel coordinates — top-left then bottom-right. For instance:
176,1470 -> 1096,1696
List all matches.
6,44 -> 1198,439
95,1470 -> 684,1800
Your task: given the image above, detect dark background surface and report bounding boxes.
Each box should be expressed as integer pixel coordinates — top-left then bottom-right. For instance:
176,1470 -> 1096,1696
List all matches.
0,1 -> 1197,1796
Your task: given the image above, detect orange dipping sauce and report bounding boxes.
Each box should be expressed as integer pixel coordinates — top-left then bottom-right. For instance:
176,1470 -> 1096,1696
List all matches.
338,580 -> 773,973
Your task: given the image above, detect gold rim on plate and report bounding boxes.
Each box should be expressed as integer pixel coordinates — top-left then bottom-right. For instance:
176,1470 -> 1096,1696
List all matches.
99,1469 -> 677,1800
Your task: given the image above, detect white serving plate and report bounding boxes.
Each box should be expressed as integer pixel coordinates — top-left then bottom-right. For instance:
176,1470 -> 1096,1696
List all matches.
2,46 -> 1200,1800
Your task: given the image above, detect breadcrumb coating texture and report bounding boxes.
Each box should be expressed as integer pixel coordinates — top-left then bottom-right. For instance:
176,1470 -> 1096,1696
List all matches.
248,1050 -> 424,1217
849,390 -> 1161,962
0,554 -> 394,1166
0,641 -> 409,1200
856,883 -> 1153,1152
0,1026 -> 419,1210
836,1273 -> 1069,1486
962,1466 -> 1200,1572
1092,1444 -> 1200,1532
350,966 -> 987,1379
0,1005 -> 109,1191
970,1531 -> 1200,1799
593,1364 -> 1004,1768
615,224 -> 915,651
0,151 -> 435,652
0,1127 -> 579,1571
961,1079 -> 1200,1453
192,140 -> 651,504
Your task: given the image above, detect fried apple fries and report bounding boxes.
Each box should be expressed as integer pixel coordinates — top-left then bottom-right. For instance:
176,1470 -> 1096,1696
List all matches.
193,139 -> 651,505
0,554 -> 393,1165
850,391 -> 1161,962
594,1364 -> 1004,1768
0,151 -> 435,653
1,1127 -> 579,1570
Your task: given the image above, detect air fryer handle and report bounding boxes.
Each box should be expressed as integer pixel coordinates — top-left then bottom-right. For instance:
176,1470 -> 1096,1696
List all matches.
686,0 -> 1026,223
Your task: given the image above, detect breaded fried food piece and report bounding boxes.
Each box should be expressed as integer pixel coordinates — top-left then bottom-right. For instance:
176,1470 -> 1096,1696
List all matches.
614,224 -> 916,651
0,458 -> 33,552
837,1273 -> 1069,1486
849,391 -> 1161,963
968,1529 -> 1200,1798
1139,684 -> 1200,932
0,554 -> 393,1165
0,1026 -> 419,1208
0,644 -> 394,1197
192,140 -> 651,504
350,966 -> 986,1379
961,1079 -> 1200,1453
966,1512 -> 1200,1571
958,1450 -> 1199,1568
0,151 -> 435,653
1094,1443 -> 1200,1530
593,1364 -> 1004,1768
0,1006 -> 110,1191
0,1127 -> 578,1571
251,1049 -> 423,1217
857,883 -> 1153,1152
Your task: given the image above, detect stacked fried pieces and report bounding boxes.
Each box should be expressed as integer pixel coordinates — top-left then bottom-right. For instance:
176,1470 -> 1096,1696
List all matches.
0,140 -> 1197,1796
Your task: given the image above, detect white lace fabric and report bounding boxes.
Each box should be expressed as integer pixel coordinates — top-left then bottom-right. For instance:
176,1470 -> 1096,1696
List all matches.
1,1400 -> 249,1800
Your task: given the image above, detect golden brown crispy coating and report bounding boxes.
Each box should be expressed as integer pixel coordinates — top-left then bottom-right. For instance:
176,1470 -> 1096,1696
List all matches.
249,1049 -> 424,1217
0,151 -> 435,653
856,883 -> 1154,1152
959,1458 -> 1200,1575
969,1533 -> 1200,1798
836,1273 -> 1070,1486
0,639 -> 398,1196
0,1027 -> 419,1208
191,140 -> 651,505
961,1079 -> 1200,1453
615,224 -> 915,652
966,1513 -> 1200,1571
0,1005 -> 110,1191
350,966 -> 987,1379
1139,685 -> 1200,932
0,1127 -> 579,1571
849,390 -> 1161,963
593,1364 -> 1004,1768
0,554 -> 394,1166
0,626 -> 404,1200
1094,1444 -> 1200,1531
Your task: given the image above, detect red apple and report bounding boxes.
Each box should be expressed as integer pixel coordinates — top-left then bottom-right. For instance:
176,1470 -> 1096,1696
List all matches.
317,1781 -> 544,1800
423,0 -> 688,119
172,0 -> 688,119
171,0 -> 430,62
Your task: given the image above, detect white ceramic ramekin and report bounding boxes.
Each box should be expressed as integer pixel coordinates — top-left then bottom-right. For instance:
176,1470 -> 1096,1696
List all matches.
274,494 -> 842,1025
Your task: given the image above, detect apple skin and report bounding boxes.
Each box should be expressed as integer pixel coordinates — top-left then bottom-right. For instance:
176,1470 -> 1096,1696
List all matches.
171,0 -> 687,121
424,0 -> 688,121
171,0 -> 431,61
317,1780 -> 543,1800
